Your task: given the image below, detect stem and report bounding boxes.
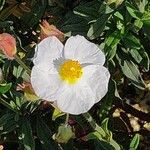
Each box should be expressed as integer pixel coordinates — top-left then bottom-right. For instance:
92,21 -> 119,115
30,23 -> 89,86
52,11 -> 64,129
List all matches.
83,113 -> 106,136
14,55 -> 31,75
113,98 -> 150,122
83,113 -> 121,149
65,113 -> 69,125
82,113 -> 96,129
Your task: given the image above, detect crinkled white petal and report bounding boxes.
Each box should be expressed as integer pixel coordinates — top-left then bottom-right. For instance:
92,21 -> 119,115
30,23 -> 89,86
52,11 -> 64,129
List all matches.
31,65 -> 62,101
63,35 -> 105,65
33,36 -> 63,70
55,82 -> 96,115
83,65 -> 110,103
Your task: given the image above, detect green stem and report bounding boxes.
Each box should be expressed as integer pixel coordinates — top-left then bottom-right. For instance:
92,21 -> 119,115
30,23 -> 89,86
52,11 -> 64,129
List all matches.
83,113 -> 106,136
82,113 -> 97,129
83,113 -> 121,150
65,113 -> 69,125
14,55 -> 31,75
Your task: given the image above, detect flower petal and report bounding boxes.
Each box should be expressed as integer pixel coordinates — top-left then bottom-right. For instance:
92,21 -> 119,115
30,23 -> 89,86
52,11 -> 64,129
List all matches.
56,82 -> 96,115
33,36 -> 63,70
63,35 -> 105,65
31,65 -> 62,101
83,65 -> 110,102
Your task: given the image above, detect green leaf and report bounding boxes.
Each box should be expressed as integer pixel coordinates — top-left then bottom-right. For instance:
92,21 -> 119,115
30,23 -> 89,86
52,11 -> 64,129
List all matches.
129,134 -> 140,150
123,34 -> 141,49
143,22 -> 150,38
134,19 -> 143,31
36,118 -> 57,150
114,11 -> 124,21
135,0 -> 147,13
21,118 -> 35,150
98,2 -> 114,14
104,30 -> 121,60
123,33 -> 149,71
94,140 -> 115,150
101,118 -> 110,135
142,13 -> 150,38
13,66 -> 24,78
142,18 -> 150,26
117,57 -> 145,89
0,83 -> 12,94
87,14 -> 109,40
125,2 -> 142,19
87,131 -> 103,141
61,12 -> 89,36
10,100 -> 17,109
109,139 -> 121,150
129,49 -> 143,64
101,119 -> 121,150
73,1 -> 100,20
0,0 -> 5,11
22,1 -> 47,27
0,113 -> 17,135
129,48 -> 149,71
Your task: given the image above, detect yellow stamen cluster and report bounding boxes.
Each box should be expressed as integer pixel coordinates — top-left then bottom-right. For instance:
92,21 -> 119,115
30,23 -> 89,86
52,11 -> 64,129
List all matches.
59,60 -> 83,84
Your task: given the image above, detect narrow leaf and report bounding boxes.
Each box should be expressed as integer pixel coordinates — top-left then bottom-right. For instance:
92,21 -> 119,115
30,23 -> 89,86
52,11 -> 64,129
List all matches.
0,113 -> 17,135
129,134 -> 140,150
0,83 -> 12,94
87,14 -> 109,40
0,0 -> 5,11
21,118 -> 35,150
104,30 -> 121,60
117,58 -> 145,89
126,2 -> 142,19
36,118 -> 57,150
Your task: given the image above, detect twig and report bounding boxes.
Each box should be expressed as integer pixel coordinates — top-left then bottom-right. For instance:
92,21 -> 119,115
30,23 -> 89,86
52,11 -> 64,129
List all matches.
113,98 -> 150,122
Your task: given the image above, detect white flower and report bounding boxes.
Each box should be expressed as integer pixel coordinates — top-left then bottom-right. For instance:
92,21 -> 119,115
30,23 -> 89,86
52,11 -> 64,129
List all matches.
31,35 -> 110,114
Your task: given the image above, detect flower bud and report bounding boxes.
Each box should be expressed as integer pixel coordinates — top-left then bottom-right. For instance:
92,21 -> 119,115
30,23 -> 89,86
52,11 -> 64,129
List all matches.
53,124 -> 74,143
0,33 -> 16,59
0,145 -> 3,150
40,20 -> 64,42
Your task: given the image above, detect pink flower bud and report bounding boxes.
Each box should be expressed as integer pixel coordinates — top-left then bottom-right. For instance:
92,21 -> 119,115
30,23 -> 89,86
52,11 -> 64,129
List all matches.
0,33 -> 16,59
0,145 -> 3,150
40,20 -> 64,42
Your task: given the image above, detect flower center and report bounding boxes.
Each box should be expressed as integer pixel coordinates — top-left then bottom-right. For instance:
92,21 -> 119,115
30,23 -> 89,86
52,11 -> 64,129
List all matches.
59,60 -> 83,84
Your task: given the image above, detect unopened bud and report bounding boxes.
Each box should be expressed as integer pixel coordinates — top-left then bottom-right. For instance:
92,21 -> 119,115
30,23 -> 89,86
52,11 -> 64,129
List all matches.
53,124 -> 74,143
0,33 -> 16,59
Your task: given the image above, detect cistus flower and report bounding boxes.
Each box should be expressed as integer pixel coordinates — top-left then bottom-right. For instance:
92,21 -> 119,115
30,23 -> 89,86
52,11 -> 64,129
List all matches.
40,20 -> 64,42
0,33 -> 16,59
31,35 -> 110,114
